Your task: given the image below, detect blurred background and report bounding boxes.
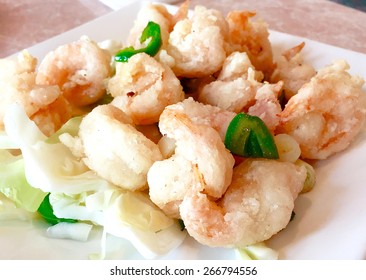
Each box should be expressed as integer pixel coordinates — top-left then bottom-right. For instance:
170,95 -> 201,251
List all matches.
331,0 -> 366,11
1,0 -> 366,58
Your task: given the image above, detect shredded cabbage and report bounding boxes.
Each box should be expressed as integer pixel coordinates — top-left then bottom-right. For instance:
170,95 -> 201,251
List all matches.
0,193 -> 35,221
46,116 -> 83,144
103,192 -> 186,259
0,130 -> 19,149
1,104 -> 187,259
0,150 -> 47,212
49,188 -> 118,226
111,191 -> 174,232
3,104 -> 111,194
46,222 -> 93,242
51,190 -> 187,259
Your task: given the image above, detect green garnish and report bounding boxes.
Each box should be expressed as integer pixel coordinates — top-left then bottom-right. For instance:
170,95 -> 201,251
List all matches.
224,113 -> 279,159
115,21 -> 162,62
178,219 -> 185,231
37,193 -> 77,225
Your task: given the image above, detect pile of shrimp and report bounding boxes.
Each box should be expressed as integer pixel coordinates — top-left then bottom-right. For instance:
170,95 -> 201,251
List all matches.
1,1 -> 365,253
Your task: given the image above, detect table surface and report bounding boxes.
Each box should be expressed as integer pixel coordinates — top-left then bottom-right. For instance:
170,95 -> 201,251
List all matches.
1,0 -> 366,58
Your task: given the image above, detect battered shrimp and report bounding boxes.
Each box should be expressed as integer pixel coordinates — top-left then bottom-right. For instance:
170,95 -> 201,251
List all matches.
30,95 -> 73,137
36,36 -> 112,107
163,5 -> 228,78
0,50 -> 71,136
225,10 -> 275,79
60,104 -> 163,191
162,97 -> 236,141
216,51 -> 263,82
271,42 -> 316,100
180,158 -> 307,248
108,53 -> 184,125
198,52 -> 283,131
247,81 -> 283,132
148,155 -> 201,218
278,60 -> 366,160
148,98 -> 235,218
127,3 -> 173,49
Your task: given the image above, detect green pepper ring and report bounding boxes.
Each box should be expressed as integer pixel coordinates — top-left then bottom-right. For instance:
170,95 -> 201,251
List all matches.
224,112 -> 279,159
114,21 -> 162,62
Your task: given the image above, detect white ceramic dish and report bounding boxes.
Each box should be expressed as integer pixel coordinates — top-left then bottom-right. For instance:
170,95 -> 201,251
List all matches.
1,0 -> 366,260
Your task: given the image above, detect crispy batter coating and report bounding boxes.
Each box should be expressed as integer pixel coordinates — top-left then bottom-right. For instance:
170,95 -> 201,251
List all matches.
108,53 -> 184,125
0,50 -> 71,136
165,5 -> 228,78
180,159 -> 306,247
61,104 -> 163,191
36,36 -> 111,107
278,60 -> 366,159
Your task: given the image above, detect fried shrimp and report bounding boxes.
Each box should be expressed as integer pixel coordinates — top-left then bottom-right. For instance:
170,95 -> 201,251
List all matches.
271,42 -> 316,100
198,52 -> 283,131
163,97 -> 236,140
198,57 -> 258,113
148,98 -> 235,218
36,36 -> 112,107
60,104 -> 163,191
226,10 -> 275,79
148,154 -> 201,218
0,50 -> 71,136
30,95 -> 73,137
108,53 -> 184,125
247,81 -> 283,132
180,159 -> 307,248
278,60 -> 366,160
216,51 -> 263,82
164,5 -> 228,78
127,3 -> 173,49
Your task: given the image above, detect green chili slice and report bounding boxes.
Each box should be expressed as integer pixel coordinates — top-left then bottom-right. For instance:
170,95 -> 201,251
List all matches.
37,193 -> 77,225
225,113 -> 279,159
115,21 -> 162,62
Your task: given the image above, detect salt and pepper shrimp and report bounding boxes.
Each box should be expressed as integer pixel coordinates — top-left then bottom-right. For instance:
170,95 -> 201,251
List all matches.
225,10 -> 275,79
126,1 -> 190,52
163,5 -> 228,78
108,53 -> 184,125
127,3 -> 174,50
0,50 -> 50,127
148,98 -> 235,218
60,104 -> 163,191
0,50 -> 72,136
278,60 -> 366,160
198,52 -> 283,132
162,97 -> 236,141
36,36 -> 112,107
3,1 -> 366,257
148,155 -> 200,218
198,54 -> 259,113
271,42 -> 317,100
30,96 -> 73,137
247,81 -> 283,132
180,158 -> 307,248
217,51 -> 263,82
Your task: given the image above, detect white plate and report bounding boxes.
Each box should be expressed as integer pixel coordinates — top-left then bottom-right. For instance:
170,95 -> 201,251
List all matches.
1,0 -> 366,260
